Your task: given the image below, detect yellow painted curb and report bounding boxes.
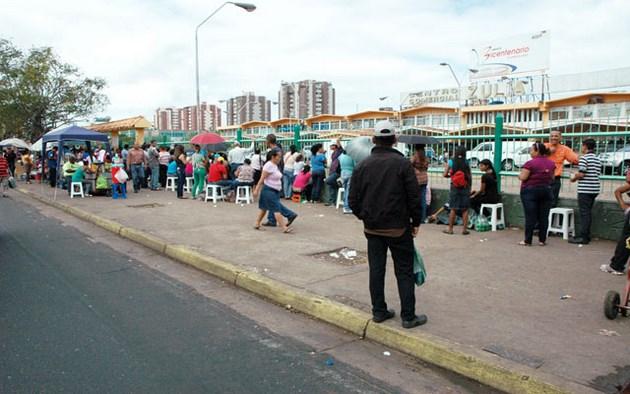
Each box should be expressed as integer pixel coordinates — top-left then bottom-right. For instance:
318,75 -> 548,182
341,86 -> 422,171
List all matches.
119,227 -> 166,254
164,245 -> 242,284
365,322 -> 571,394
235,271 -> 370,337
87,215 -> 123,235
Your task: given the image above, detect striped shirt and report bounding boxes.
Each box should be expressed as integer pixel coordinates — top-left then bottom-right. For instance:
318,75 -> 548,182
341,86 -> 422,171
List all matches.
577,152 -> 601,194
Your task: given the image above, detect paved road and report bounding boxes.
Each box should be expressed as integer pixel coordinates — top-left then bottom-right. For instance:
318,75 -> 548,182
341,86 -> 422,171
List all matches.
0,196 -> 493,393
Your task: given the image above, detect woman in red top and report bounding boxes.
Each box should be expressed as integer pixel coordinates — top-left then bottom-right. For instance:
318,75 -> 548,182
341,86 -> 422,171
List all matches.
0,152 -> 10,197
207,157 -> 232,187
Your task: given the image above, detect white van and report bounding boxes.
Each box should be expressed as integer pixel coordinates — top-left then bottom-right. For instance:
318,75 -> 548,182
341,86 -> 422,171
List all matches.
466,141 -> 531,171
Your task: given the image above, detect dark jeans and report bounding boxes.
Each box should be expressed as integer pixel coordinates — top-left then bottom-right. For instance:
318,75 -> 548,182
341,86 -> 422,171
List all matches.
176,168 -> 185,198
365,230 -> 416,321
49,167 -> 57,188
311,171 -> 325,202
159,164 -> 167,188
325,172 -> 339,204
551,177 -> 561,207
610,211 -> 630,272
577,193 -> 597,241
521,186 -> 553,244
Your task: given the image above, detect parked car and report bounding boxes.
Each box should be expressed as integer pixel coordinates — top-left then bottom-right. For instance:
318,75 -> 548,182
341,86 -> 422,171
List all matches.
466,141 -> 531,171
599,146 -> 630,175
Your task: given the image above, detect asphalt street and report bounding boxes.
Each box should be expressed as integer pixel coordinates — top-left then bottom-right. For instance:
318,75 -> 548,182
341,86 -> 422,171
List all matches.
0,196 -> 401,393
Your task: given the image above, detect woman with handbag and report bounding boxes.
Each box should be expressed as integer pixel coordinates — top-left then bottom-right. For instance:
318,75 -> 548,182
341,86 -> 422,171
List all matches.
443,146 -> 471,235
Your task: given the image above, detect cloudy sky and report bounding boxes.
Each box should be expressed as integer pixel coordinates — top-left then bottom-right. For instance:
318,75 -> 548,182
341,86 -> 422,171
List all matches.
3,0 -> 630,122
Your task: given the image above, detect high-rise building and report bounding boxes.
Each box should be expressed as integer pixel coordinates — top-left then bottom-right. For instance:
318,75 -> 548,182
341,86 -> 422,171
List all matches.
225,92 -> 271,126
154,102 -> 221,131
154,107 -> 181,130
278,80 -> 335,119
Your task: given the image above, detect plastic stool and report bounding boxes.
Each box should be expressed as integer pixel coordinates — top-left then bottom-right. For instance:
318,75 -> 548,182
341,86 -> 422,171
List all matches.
165,176 -> 176,191
70,182 -> 84,198
235,186 -> 252,204
335,187 -> 345,209
184,177 -> 194,193
205,184 -> 225,203
480,203 -> 505,231
547,208 -> 575,240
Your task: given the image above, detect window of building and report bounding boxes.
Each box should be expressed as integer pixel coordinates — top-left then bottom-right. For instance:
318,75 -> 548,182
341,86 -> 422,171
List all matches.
550,108 -> 569,121
365,119 -> 375,128
447,114 -> 459,126
352,120 -> 362,129
598,103 -> 622,119
417,116 -> 427,125
431,115 -> 445,128
402,117 -> 415,126
572,105 -> 594,119
339,121 -> 348,129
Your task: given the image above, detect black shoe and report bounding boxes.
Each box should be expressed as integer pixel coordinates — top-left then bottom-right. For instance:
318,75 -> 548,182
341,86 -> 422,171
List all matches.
287,215 -> 298,227
569,237 -> 589,245
372,309 -> 395,323
324,202 -> 332,206
262,222 -> 277,227
402,314 -> 428,329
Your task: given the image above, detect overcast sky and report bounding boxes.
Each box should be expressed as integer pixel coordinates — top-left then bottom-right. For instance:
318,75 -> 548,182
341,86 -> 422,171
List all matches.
3,0 -> 630,121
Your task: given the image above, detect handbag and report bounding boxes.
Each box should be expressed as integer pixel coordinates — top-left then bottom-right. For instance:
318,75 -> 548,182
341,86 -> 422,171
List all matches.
8,176 -> 16,189
413,247 -> 427,286
115,169 -> 129,183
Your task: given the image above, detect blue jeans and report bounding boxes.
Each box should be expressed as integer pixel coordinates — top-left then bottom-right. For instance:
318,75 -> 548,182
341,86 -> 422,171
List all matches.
311,171 -> 325,202
130,164 -> 145,192
282,169 -> 295,199
341,175 -> 351,211
266,194 -> 297,225
229,163 -> 241,179
325,173 -> 339,204
419,184 -> 427,223
150,165 -> 160,190
176,167 -> 185,198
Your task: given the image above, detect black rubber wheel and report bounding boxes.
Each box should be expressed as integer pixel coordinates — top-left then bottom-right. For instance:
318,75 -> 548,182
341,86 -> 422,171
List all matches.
470,158 -> 479,168
501,160 -> 514,171
604,290 -> 620,320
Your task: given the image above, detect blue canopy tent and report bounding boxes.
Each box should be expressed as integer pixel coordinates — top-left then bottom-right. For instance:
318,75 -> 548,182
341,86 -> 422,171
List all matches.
41,125 -> 110,198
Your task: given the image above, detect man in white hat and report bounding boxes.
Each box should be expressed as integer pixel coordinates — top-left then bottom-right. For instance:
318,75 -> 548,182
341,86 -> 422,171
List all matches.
349,120 -> 427,329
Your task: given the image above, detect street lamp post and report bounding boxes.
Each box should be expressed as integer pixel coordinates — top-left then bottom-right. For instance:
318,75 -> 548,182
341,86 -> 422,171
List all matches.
195,2 -> 256,134
439,62 -> 462,107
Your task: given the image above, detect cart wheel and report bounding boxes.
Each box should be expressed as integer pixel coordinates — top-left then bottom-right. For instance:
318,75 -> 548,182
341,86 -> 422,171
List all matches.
604,290 -> 620,320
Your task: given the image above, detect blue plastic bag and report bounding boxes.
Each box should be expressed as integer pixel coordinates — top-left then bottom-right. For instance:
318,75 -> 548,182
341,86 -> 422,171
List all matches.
413,247 -> 427,286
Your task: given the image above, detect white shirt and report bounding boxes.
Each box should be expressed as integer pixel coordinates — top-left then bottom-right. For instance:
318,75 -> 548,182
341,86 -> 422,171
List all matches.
250,154 -> 265,171
227,145 -> 254,164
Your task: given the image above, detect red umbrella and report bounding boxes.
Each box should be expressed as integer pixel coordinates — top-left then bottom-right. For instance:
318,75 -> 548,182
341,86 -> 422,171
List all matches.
190,132 -> 225,145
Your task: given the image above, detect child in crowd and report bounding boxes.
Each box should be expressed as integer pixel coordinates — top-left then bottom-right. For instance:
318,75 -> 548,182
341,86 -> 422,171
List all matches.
292,164 -> 312,202
167,158 -> 177,177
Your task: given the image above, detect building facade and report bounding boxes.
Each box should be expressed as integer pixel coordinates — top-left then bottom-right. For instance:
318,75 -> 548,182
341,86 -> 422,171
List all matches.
278,80 -> 335,120
154,102 -> 221,132
225,92 -> 271,126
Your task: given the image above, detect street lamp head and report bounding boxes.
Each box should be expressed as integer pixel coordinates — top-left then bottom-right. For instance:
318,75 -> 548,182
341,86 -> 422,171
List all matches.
230,2 -> 256,12
439,62 -> 448,66
469,68 -> 479,73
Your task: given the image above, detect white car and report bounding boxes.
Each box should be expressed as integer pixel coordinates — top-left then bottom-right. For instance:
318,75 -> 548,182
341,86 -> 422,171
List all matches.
599,146 -> 630,174
466,141 -> 531,171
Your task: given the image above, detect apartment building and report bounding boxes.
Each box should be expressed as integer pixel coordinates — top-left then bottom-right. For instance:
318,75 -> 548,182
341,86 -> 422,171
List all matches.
154,102 -> 221,132
278,80 -> 335,119
225,92 -> 271,126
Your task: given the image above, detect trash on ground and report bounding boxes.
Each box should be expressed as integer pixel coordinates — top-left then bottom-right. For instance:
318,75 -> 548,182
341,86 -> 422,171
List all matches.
598,329 -> 620,336
329,252 -> 340,258
383,351 -> 391,356
560,295 -> 572,300
325,357 -> 335,366
578,244 -> 583,248
339,247 -> 357,260
285,304 -> 292,310
318,214 -> 325,217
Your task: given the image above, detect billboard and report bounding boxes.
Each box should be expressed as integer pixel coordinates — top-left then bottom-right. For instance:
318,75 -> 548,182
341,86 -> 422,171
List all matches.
469,30 -> 550,80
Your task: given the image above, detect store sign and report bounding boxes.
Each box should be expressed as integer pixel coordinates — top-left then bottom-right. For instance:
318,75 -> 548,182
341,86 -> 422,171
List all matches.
464,80 -> 529,101
470,30 -> 550,80
403,88 -> 460,106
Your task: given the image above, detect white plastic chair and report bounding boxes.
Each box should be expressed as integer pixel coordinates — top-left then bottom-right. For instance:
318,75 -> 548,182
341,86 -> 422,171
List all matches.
480,203 -> 505,231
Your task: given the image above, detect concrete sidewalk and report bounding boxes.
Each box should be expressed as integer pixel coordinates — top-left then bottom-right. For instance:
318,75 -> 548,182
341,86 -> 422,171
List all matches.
19,184 -> 630,392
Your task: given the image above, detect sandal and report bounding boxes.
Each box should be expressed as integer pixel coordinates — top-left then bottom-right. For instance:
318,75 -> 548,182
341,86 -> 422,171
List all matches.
283,227 -> 293,234
538,242 -> 546,246
518,241 -> 531,246
442,230 -> 454,235
462,230 -> 470,235
253,224 -> 264,231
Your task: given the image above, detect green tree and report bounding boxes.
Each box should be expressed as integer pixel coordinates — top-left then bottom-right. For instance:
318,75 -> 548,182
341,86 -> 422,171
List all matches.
0,38 -> 108,142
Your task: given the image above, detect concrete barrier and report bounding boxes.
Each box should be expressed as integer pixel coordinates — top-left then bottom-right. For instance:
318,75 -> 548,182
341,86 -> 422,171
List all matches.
164,244 -> 243,284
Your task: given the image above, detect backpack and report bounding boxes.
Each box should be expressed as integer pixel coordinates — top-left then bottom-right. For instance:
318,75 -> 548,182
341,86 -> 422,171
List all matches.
451,170 -> 468,188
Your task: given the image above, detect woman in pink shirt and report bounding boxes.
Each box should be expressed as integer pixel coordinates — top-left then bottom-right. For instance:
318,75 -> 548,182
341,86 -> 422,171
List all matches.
292,164 -> 312,201
253,149 -> 296,232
